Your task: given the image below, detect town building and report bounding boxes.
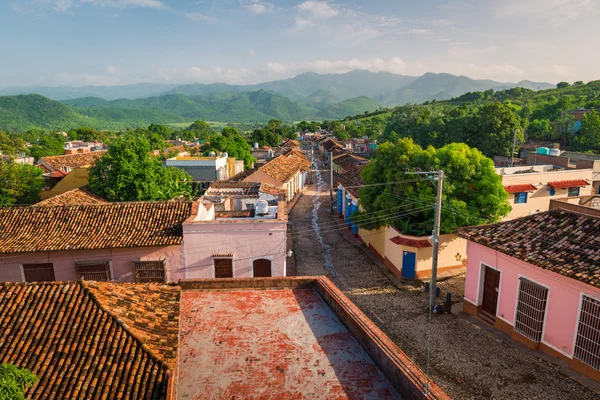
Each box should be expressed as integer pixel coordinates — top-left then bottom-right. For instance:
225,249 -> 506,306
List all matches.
332,152 -> 369,173
250,143 -> 275,165
0,151 -> 34,165
0,277 -> 449,399
498,164 -> 594,220
457,209 -> 600,381
165,153 -> 244,182
203,181 -> 282,211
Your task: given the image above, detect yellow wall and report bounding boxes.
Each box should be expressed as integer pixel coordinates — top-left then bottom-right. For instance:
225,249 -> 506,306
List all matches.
502,168 -> 594,220
39,168 -> 90,200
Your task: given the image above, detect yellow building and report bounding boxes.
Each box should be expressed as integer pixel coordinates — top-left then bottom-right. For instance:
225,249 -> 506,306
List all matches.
39,168 -> 91,200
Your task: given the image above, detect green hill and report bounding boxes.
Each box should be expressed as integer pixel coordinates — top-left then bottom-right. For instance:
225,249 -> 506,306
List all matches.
314,96 -> 382,119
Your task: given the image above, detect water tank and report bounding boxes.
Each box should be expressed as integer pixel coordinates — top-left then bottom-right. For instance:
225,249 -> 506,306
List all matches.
223,152 -> 228,159
208,151 -> 216,157
548,148 -> 560,157
256,200 -> 269,216
254,142 -> 259,149
537,147 -> 549,155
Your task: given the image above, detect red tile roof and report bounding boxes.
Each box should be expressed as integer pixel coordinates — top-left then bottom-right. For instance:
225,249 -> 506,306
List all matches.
0,201 -> 193,254
259,153 -> 311,184
39,150 -> 106,172
548,179 -> 589,189
0,281 -> 174,399
504,184 -> 538,194
390,236 -> 432,248
49,169 -> 68,178
456,209 -> 600,288
34,187 -> 107,206
335,166 -> 364,198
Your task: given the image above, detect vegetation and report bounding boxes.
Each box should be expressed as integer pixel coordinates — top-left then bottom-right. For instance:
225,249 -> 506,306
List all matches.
200,127 -> 256,168
249,119 -> 296,147
0,364 -> 38,400
352,139 -> 510,235
0,162 -> 45,205
89,134 -> 195,201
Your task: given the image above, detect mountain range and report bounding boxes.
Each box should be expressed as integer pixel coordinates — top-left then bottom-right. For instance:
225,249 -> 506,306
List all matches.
0,70 -> 554,131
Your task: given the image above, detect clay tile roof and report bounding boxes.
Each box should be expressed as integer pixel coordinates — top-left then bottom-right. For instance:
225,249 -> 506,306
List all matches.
33,187 -> 107,207
259,154 -> 311,184
390,236 -> 432,248
39,150 -> 106,171
0,201 -> 193,254
456,209 -> 600,288
0,281 -> 174,399
49,169 -> 68,178
335,166 -> 364,198
321,138 -> 342,151
504,184 -> 538,194
548,179 -> 589,189
281,138 -> 300,148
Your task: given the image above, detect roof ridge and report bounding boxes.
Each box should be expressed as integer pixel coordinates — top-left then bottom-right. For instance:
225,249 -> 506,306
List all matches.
79,280 -> 172,372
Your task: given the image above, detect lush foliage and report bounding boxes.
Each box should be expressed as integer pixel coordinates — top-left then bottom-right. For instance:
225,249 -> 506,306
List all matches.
201,127 -> 256,168
0,131 -> 26,155
352,139 -> 510,235
28,132 -> 65,160
0,162 -> 45,205
89,134 -> 195,201
572,110 -> 600,152
0,364 -> 38,400
249,119 -> 296,147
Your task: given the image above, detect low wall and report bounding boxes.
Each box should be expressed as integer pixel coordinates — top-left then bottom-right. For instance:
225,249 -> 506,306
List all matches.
527,153 -> 570,167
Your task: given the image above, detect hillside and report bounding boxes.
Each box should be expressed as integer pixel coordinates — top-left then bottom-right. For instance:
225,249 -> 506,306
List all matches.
314,96 -> 381,119
0,83 -> 178,101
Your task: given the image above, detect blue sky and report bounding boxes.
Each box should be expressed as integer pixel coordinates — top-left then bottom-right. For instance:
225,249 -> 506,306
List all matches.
1,0 -> 598,87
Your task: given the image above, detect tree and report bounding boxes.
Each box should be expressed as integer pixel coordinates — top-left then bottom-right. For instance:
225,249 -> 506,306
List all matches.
182,120 -> 213,141
557,82 -> 570,89
527,119 -> 552,140
249,128 -> 280,147
0,364 -> 38,400
573,81 -> 585,87
89,134 -> 195,201
203,128 -> 255,168
29,133 -> 65,160
469,103 -> 524,157
0,131 -> 26,156
352,139 -> 510,236
573,110 -> 600,152
148,124 -> 172,140
0,163 -> 45,205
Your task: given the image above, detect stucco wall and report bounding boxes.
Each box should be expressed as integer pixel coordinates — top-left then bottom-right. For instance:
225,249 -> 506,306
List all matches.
39,167 -> 90,200
182,221 -> 287,278
0,245 -> 185,282
464,242 -> 600,358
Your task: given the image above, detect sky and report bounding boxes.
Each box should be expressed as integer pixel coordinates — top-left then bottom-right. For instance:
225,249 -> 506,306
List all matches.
1,0 -> 598,87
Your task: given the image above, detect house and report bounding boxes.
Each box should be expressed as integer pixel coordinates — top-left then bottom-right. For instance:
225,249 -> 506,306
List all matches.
0,277 -> 449,400
457,209 -> 600,381
0,152 -> 34,165
34,187 -> 107,206
318,137 -> 343,155
498,164 -> 594,219
203,181 -> 283,211
332,152 -> 369,174
250,143 -> 275,165
279,138 -> 300,150
165,153 -> 244,182
243,152 -> 311,201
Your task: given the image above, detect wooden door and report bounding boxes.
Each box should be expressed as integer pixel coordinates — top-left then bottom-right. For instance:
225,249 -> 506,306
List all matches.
402,251 -> 416,279
22,263 -> 55,282
253,259 -> 272,277
214,258 -> 233,278
481,266 -> 501,316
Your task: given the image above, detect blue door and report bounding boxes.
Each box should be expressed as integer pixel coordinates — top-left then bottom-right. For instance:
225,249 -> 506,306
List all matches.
402,251 -> 416,279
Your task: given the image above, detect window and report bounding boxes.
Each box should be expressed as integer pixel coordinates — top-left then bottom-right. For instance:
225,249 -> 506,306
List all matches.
214,258 -> 233,278
514,192 -> 528,204
514,278 -> 549,342
75,261 -> 111,281
22,263 -> 55,282
568,187 -> 580,197
574,295 -> 600,370
133,259 -> 166,283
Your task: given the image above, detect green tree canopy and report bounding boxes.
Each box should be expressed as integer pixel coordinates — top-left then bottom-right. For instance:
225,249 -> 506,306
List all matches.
0,364 -> 38,400
203,128 -> 255,168
0,131 -> 26,156
89,134 -> 195,201
352,139 -> 510,235
0,163 -> 45,206
148,123 -> 173,140
557,82 -> 571,89
29,133 -> 65,160
573,110 -> 600,152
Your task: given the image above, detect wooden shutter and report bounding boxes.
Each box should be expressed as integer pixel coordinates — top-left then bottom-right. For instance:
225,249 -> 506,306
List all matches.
133,260 -> 166,283
75,261 -> 111,282
214,258 -> 233,278
22,263 -> 55,282
514,278 -> 549,342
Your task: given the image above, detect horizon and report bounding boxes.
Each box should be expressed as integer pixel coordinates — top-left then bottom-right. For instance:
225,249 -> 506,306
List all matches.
1,1 -> 598,87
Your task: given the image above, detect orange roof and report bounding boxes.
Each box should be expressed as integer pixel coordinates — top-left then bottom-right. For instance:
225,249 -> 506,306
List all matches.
34,187 -> 107,206
548,180 -> 589,189
259,153 -> 311,184
504,184 -> 538,194
39,150 -> 106,171
390,236 -> 432,248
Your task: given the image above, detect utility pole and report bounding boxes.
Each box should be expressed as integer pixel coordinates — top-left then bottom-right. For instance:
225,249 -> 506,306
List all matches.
329,151 -> 334,215
509,129 -> 518,167
406,170 -> 444,310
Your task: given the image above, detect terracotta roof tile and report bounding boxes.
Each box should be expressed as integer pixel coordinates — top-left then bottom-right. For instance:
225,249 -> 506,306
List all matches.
39,151 -> 106,171
0,201 -> 193,254
34,187 -> 107,207
259,153 -> 311,184
548,179 -> 589,189
456,209 -> 600,288
0,281 -> 173,399
335,166 -> 364,198
504,184 -> 538,194
390,236 -> 432,248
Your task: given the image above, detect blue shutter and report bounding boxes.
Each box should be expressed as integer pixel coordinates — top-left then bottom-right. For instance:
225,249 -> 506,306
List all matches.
337,189 -> 343,213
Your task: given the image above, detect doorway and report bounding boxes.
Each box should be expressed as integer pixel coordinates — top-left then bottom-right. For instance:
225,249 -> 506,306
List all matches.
481,266 -> 501,317
253,259 -> 272,277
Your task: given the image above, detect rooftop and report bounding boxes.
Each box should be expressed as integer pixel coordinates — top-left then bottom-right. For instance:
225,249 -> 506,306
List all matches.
258,153 -> 311,184
33,187 -> 107,206
457,209 -> 600,288
0,200 -> 193,254
335,166 -> 364,198
38,150 -> 106,172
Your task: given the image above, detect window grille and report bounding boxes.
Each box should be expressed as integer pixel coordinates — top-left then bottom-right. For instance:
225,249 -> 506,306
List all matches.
514,278 -> 548,342
214,258 -> 233,278
133,259 -> 166,283
75,261 -> 111,282
574,295 -> 600,370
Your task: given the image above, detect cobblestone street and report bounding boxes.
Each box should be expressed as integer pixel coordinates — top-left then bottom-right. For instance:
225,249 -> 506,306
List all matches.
289,158 -> 599,400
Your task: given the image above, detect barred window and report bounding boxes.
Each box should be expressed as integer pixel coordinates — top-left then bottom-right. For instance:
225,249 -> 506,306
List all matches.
133,259 -> 166,283
214,257 -> 233,278
574,295 -> 600,370
514,278 -> 549,342
75,261 -> 111,282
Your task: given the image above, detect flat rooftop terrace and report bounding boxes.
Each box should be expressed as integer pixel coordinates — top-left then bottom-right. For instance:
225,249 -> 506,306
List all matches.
178,287 -> 399,399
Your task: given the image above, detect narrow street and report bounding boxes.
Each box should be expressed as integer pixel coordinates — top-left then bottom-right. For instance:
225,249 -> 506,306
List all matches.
289,153 -> 598,400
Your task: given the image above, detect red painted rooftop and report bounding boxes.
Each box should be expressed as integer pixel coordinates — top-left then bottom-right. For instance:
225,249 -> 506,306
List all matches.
178,288 -> 400,399
547,179 -> 589,189
504,184 -> 537,194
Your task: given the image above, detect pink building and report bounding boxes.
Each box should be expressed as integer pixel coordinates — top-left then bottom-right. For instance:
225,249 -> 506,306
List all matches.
457,209 -> 600,381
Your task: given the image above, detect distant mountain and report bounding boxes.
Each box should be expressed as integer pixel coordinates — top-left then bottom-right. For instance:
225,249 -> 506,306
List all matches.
314,96 -> 381,120
376,73 -> 555,106
0,83 -> 179,101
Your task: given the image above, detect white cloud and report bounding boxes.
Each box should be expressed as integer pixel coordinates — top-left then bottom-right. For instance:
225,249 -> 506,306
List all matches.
156,66 -> 259,84
496,0 -> 594,25
36,0 -> 165,12
297,1 -> 338,19
267,62 -> 287,74
241,0 -> 274,14
106,65 -> 118,74
289,18 -> 314,32
184,12 -> 210,22
398,28 -> 433,35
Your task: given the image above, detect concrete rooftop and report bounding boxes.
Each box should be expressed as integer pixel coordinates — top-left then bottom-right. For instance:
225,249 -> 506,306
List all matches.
178,288 -> 400,399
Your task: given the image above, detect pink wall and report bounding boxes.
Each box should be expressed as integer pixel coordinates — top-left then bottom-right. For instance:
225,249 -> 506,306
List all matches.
0,245 -> 185,283
182,221 -> 287,278
464,242 -> 600,358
